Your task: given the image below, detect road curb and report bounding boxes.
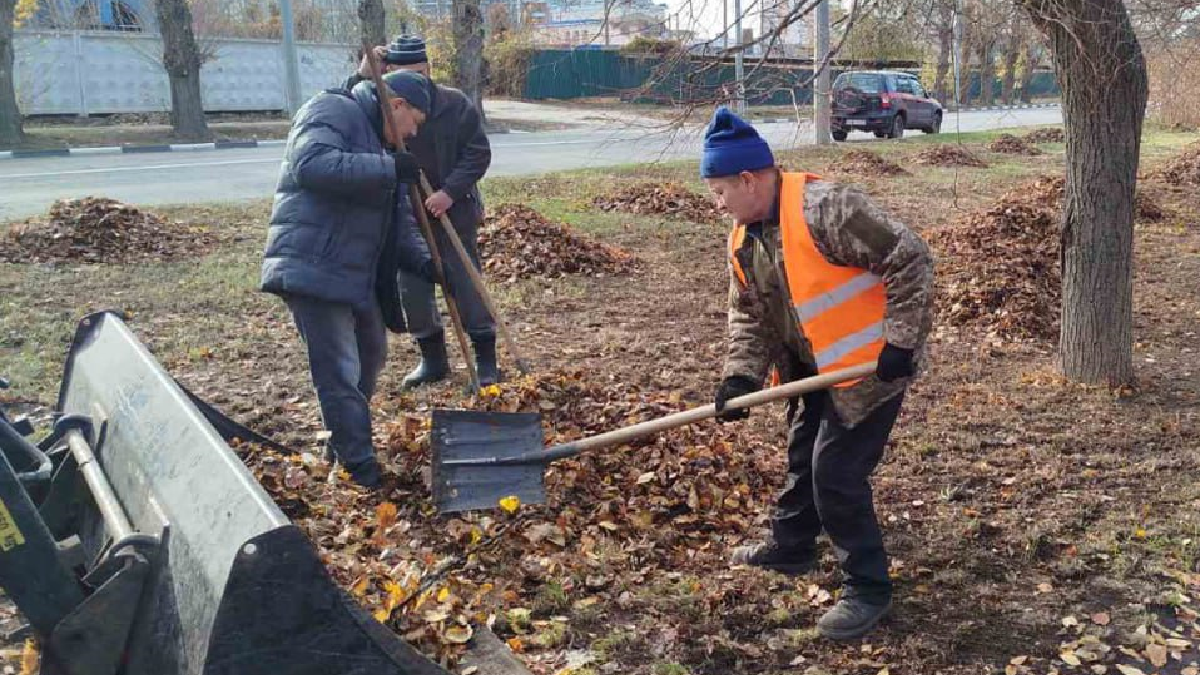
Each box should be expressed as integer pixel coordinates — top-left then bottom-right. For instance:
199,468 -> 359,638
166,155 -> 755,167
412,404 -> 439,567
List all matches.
0,138 -> 278,161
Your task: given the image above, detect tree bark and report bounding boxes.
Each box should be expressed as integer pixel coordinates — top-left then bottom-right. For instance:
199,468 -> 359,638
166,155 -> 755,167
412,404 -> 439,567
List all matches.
1018,40 -> 1039,103
357,0 -> 385,49
933,22 -> 953,104
154,0 -> 209,140
1022,0 -> 1148,385
0,0 -> 25,147
1001,19 -> 1022,104
452,0 -> 485,119
958,16 -> 972,105
977,39 -> 996,105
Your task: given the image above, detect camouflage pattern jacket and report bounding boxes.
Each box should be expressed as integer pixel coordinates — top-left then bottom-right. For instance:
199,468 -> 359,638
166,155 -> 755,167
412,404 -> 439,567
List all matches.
723,178 -> 935,428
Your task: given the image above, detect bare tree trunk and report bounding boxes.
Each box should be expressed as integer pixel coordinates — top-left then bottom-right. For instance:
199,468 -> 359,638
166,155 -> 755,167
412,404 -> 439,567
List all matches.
933,25 -> 953,104
1022,0 -> 1147,385
1,0 -> 26,147
1018,41 -> 1039,103
1001,20 -> 1023,104
357,0 -> 385,48
977,39 -> 996,106
154,0 -> 209,140
958,18 -> 972,105
452,0 -> 485,119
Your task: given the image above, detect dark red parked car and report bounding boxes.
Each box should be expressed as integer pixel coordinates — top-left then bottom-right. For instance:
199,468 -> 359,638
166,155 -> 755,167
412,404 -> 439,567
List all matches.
831,70 -> 943,141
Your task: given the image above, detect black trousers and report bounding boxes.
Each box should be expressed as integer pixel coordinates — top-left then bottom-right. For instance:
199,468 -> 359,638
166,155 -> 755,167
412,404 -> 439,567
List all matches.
771,389 -> 904,601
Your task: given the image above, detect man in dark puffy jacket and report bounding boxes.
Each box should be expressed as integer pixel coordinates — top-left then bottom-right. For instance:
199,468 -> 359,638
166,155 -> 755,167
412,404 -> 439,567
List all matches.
347,35 -> 497,387
261,70 -> 435,488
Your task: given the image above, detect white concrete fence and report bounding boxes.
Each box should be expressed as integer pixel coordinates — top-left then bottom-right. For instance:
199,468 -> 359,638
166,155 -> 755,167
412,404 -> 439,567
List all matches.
14,29 -> 358,115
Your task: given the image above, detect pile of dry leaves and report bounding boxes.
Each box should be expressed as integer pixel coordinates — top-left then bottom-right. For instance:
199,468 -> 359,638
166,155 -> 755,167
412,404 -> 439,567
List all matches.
914,145 -> 990,168
987,134 -> 1043,155
826,149 -> 909,176
1147,141 -> 1200,186
0,197 -> 218,264
241,371 -> 776,668
929,175 -> 1064,339
592,183 -> 723,224
1024,127 -> 1065,144
478,205 -> 637,281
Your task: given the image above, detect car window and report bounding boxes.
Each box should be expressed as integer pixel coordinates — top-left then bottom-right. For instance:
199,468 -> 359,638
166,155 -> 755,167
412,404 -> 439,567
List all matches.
833,73 -> 885,93
895,78 -> 914,95
910,80 -> 928,98
885,75 -> 899,92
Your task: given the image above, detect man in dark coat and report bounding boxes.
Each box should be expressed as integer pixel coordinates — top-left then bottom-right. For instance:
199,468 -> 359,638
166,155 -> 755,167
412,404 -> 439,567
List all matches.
347,35 -> 497,387
261,70 -> 435,488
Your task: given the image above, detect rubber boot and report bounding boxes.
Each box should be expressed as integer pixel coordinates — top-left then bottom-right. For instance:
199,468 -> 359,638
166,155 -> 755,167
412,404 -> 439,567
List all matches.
471,334 -> 501,387
402,333 -> 449,389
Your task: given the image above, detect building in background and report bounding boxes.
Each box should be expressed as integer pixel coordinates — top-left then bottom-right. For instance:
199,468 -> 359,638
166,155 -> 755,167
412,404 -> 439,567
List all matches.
524,0 -> 668,46
758,0 -> 811,57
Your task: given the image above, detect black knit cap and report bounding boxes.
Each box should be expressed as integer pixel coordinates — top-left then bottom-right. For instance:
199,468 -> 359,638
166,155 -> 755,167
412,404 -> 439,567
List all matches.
384,34 -> 428,66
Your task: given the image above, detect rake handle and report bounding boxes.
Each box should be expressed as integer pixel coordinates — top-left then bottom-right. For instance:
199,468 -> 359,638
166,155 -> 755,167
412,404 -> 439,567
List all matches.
536,362 -> 877,464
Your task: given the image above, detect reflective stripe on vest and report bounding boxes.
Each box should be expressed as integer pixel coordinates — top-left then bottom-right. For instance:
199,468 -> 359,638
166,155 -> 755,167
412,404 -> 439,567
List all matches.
727,172 -> 886,385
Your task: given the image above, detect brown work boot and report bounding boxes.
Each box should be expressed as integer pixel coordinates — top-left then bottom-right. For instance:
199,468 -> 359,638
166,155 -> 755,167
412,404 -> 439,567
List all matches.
730,539 -> 817,576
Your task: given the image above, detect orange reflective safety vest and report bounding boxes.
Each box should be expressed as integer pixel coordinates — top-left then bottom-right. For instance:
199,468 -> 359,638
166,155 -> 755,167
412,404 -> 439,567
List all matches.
728,172 -> 886,385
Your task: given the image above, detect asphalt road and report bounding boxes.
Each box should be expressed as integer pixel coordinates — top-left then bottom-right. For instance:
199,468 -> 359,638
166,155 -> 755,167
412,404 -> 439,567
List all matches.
0,107 -> 1062,220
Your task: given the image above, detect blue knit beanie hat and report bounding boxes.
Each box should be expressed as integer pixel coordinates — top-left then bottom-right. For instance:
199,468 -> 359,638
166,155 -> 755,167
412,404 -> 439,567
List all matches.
701,107 -> 775,178
384,34 -> 428,66
382,70 -> 431,115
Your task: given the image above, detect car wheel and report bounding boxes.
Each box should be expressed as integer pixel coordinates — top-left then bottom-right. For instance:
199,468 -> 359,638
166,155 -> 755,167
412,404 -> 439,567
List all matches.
873,131 -> 887,139
889,114 -> 905,139
832,130 -> 848,142
924,112 -> 942,134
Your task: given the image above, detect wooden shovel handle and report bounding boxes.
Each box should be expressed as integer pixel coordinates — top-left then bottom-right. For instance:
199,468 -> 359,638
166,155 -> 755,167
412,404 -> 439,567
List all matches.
540,362 -> 877,462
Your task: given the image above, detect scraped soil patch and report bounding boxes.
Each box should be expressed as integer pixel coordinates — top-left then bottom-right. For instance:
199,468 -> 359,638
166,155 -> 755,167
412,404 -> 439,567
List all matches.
0,197 -> 219,264
914,145 -> 989,168
987,134 -> 1043,155
592,182 -> 722,224
1024,127 -> 1065,144
929,176 -> 1063,339
478,204 -> 638,281
826,149 -> 909,176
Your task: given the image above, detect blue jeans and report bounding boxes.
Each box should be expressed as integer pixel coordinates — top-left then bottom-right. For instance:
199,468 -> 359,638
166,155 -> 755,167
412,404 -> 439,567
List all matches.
285,296 -> 387,466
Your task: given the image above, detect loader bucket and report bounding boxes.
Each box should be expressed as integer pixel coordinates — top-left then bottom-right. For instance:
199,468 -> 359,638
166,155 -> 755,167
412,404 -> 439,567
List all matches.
53,312 -> 448,675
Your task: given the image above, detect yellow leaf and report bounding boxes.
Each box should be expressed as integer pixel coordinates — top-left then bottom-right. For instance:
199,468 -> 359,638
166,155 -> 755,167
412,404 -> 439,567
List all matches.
374,607 -> 392,623
437,587 -> 450,602
351,577 -> 369,597
499,495 -> 521,513
506,637 -> 524,653
1134,528 -> 1147,538
470,527 -> 483,545
443,625 -> 473,644
20,639 -> 38,675
375,502 -> 398,532
480,384 -> 502,397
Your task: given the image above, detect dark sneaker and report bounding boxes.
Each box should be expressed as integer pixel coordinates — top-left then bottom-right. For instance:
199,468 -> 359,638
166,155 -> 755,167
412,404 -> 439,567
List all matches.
729,540 -> 817,576
816,596 -> 892,640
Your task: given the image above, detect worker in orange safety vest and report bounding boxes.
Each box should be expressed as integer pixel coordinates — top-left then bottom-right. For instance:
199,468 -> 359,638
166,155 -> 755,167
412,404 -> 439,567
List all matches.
701,107 -> 935,640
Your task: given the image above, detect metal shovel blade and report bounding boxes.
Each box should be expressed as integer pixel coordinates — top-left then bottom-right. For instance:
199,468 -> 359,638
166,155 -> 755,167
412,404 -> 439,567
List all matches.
431,409 -> 547,513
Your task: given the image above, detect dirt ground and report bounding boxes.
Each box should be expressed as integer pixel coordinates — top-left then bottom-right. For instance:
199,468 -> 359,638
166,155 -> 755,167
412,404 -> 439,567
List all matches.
2,128 -> 1199,675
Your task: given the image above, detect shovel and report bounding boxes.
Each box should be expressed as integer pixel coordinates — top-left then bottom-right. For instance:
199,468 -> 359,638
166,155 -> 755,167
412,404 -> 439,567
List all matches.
430,362 -> 876,513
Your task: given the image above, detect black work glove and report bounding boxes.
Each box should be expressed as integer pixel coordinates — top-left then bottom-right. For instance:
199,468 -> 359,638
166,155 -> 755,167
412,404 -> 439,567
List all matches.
714,376 -> 760,422
393,151 -> 421,185
876,343 -> 915,382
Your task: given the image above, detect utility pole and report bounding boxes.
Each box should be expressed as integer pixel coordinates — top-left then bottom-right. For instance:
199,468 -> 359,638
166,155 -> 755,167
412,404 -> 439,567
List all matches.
952,0 -> 963,115
813,0 -> 830,143
733,0 -> 745,114
723,0 -> 729,49
278,0 -> 303,114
